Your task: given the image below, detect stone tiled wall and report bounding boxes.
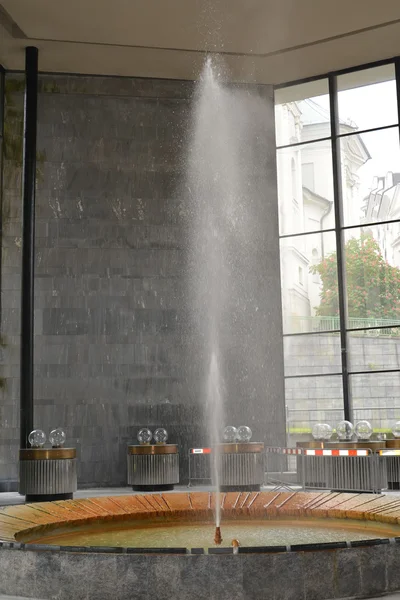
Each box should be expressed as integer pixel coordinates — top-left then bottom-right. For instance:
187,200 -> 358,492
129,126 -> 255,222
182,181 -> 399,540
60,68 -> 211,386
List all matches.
0,73 -> 285,487
0,543 -> 399,600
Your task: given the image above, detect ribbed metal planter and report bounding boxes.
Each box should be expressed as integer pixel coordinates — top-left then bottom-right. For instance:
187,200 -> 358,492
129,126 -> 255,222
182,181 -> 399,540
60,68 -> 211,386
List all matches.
385,440 -> 400,490
217,442 -> 264,491
127,444 -> 179,491
19,448 -> 77,502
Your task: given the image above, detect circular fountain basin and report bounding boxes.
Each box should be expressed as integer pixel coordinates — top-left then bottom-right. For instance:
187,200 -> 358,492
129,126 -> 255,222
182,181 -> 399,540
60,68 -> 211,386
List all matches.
1,491 -> 400,600
22,517 -> 400,549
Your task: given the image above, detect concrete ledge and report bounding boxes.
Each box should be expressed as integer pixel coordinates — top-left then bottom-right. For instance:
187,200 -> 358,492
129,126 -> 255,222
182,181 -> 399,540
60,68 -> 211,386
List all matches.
0,544 -> 400,599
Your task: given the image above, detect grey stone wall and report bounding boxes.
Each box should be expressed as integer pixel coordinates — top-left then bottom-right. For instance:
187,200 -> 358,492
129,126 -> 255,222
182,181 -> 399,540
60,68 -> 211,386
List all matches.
1,542 -> 400,600
0,73 -> 285,487
285,333 -> 400,431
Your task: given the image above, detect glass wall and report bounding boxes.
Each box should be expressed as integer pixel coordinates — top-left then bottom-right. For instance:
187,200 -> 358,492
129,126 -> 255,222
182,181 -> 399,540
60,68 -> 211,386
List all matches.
275,61 -> 400,440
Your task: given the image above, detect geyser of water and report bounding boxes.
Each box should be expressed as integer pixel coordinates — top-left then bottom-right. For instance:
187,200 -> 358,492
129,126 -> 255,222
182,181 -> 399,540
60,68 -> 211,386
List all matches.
185,57 -> 272,530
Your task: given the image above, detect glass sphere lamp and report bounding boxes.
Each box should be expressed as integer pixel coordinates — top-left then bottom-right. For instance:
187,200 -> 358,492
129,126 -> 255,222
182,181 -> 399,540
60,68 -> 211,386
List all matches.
28,429 -> 47,448
237,426 -> 252,442
137,428 -> 152,445
321,424 -> 333,441
312,423 -> 326,441
336,420 -> 354,441
153,428 -> 168,444
354,420 -> 373,441
223,426 -> 238,443
49,428 -> 66,448
392,422 -> 400,439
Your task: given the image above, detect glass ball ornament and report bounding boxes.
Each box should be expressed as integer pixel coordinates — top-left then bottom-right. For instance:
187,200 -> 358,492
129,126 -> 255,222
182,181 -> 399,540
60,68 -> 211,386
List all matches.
137,428 -> 152,445
392,422 -> 400,438
321,424 -> 333,441
336,420 -> 354,441
312,423 -> 326,441
223,426 -> 238,443
237,426 -> 252,442
153,428 -> 168,444
28,429 -> 46,448
354,420 -> 373,441
49,428 -> 66,448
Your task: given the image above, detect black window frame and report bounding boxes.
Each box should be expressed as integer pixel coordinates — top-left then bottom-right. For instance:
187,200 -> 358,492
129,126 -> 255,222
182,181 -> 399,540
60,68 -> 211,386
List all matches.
275,55 -> 400,426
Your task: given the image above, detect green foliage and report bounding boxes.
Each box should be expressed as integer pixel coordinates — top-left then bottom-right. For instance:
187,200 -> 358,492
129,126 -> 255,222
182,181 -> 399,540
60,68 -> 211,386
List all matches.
310,232 -> 400,319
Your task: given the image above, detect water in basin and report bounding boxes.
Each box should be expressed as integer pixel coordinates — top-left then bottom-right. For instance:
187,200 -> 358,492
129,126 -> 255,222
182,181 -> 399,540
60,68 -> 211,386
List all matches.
27,518 -> 400,549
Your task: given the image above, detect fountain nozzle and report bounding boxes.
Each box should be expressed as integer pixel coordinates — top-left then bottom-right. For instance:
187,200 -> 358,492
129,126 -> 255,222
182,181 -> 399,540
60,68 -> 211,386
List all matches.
214,526 -> 222,545
231,539 -> 240,554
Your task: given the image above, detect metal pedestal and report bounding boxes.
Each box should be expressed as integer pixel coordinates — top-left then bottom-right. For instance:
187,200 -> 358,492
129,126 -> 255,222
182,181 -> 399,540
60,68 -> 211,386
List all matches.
19,448 -> 77,502
127,444 -> 179,491
218,443 -> 264,492
381,440 -> 400,490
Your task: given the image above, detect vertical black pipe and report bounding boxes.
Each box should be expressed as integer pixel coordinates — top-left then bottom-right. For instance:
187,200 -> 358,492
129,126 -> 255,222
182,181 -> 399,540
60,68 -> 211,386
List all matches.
0,65 -> 5,326
20,47 -> 38,449
328,74 -> 352,422
394,59 -> 400,144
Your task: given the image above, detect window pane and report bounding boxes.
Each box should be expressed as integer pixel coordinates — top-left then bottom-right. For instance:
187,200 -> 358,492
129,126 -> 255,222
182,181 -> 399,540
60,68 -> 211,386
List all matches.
275,79 -> 330,147
280,232 -> 337,334
348,327 -> 400,373
344,224 -> 400,323
351,372 -> 400,431
338,64 -> 397,133
277,140 -> 334,236
285,375 -> 344,441
284,333 -> 342,377
340,127 -> 400,227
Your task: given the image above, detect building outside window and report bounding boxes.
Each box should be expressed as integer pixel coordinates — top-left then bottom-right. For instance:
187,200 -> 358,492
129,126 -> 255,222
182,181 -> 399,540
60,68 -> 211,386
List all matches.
275,62 -> 400,442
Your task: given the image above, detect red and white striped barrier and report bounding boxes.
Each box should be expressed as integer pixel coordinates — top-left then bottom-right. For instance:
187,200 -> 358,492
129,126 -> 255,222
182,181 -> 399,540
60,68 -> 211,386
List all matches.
304,449 -> 370,457
190,448 -> 211,454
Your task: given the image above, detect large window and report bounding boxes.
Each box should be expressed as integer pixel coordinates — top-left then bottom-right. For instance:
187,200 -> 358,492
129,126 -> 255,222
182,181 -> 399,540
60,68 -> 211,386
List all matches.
275,60 -> 400,441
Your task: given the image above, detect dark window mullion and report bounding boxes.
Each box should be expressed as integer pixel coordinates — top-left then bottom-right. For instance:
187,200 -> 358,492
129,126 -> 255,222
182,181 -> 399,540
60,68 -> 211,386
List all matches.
0,65 -> 4,329
282,329 -> 341,337
280,227 -> 336,240
284,372 -> 343,379
337,123 -> 399,139
329,73 -> 352,423
276,136 -> 331,151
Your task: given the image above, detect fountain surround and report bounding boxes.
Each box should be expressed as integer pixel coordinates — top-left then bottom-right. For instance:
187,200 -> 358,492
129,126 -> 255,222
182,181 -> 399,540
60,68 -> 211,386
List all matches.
1,491 -> 400,599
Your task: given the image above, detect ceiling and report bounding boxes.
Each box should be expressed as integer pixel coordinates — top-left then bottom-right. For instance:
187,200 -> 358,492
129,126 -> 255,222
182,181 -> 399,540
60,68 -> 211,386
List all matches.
1,0 -> 400,83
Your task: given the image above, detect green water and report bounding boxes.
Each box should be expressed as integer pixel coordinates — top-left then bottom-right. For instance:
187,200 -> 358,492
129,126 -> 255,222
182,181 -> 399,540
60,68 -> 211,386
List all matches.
29,519 -> 400,549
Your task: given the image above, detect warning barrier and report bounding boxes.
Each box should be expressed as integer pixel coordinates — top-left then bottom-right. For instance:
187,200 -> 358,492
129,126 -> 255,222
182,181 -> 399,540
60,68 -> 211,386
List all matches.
304,449 -> 370,457
265,446 -> 384,494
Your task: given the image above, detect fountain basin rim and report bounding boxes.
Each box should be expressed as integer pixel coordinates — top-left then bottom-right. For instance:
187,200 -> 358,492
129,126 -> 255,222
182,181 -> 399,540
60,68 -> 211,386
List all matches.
0,536 -> 398,556
2,491 -> 400,554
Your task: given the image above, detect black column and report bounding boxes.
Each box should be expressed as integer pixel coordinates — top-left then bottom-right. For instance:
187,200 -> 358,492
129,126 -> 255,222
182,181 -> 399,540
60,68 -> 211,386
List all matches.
329,74 -> 352,423
20,47 -> 38,448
